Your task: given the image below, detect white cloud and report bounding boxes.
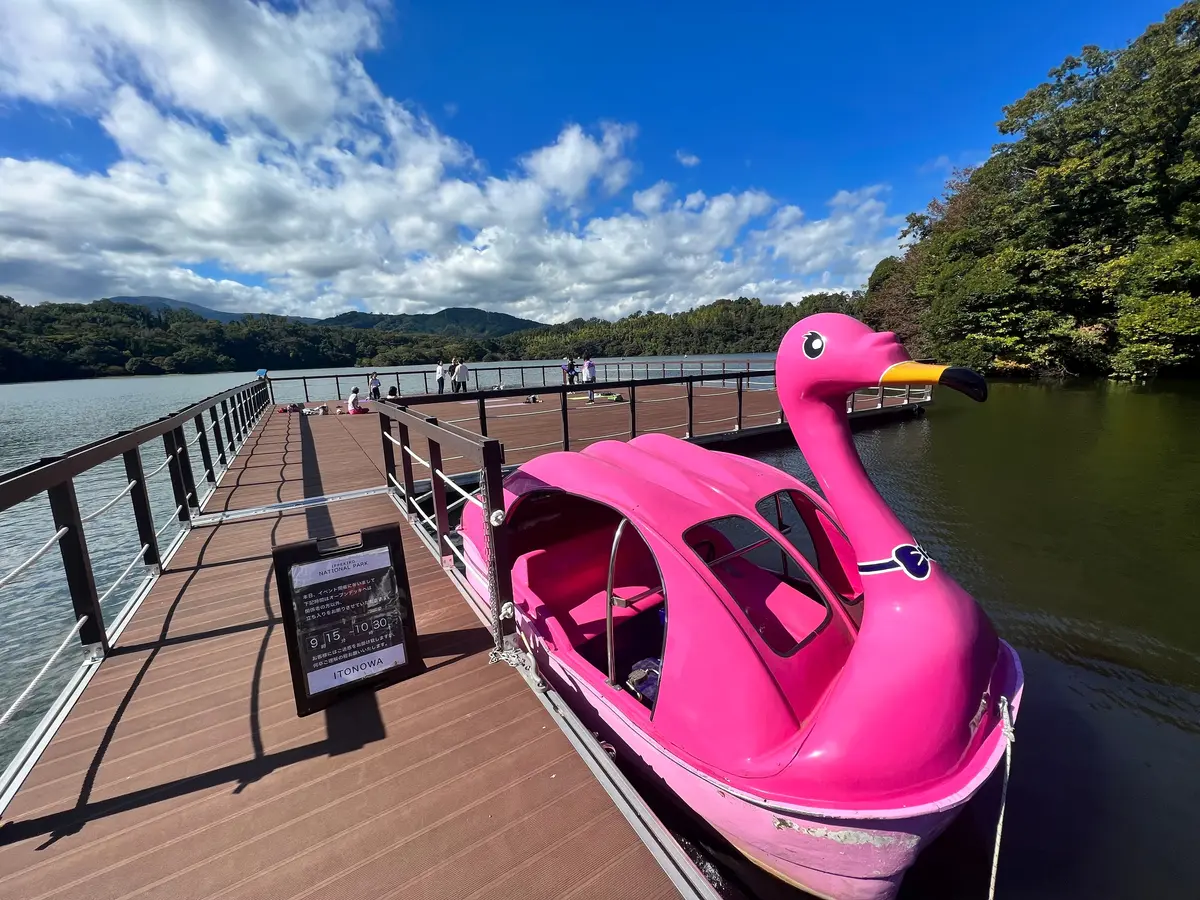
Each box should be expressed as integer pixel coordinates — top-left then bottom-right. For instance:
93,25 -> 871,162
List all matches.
0,0 -> 904,322
675,149 -> 701,167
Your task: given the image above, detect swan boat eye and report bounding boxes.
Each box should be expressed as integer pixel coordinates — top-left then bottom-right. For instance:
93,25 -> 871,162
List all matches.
802,331 -> 826,359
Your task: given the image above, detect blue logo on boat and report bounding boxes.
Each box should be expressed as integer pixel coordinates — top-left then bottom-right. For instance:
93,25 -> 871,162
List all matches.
858,543 -> 933,581
894,544 -> 932,580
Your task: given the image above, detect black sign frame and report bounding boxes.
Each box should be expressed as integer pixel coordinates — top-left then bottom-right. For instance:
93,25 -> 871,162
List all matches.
273,523 -> 424,717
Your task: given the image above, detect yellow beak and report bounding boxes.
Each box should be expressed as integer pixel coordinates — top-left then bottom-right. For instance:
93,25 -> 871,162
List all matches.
880,361 -> 988,402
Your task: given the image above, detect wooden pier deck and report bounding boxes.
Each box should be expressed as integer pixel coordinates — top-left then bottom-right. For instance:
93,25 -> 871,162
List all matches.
0,411 -> 682,900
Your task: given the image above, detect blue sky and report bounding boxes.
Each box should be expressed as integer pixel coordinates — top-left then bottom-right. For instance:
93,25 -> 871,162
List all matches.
0,0 -> 1177,320
375,0 -> 1167,217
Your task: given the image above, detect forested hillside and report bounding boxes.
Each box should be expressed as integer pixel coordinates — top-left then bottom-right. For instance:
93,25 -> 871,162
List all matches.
860,2 -> 1200,377
0,293 -> 853,383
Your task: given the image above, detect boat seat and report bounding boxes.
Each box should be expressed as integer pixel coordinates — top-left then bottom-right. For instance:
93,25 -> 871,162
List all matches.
561,587 -> 663,645
513,526 -> 663,649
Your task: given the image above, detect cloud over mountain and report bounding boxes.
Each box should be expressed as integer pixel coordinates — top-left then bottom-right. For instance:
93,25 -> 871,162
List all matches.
0,0 -> 904,322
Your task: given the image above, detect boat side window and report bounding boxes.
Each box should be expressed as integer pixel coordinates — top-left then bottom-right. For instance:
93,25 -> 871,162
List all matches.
755,490 -> 861,613
686,516 -> 831,657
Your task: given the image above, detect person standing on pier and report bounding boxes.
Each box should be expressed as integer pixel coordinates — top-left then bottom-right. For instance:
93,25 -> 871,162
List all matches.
369,373 -> 381,400
582,355 -> 596,404
435,360 -> 445,394
454,358 -> 470,393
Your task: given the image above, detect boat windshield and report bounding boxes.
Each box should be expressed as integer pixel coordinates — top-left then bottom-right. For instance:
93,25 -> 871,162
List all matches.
686,516 -> 831,656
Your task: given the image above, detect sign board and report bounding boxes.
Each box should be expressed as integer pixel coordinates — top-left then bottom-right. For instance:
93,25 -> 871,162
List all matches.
272,523 -> 424,716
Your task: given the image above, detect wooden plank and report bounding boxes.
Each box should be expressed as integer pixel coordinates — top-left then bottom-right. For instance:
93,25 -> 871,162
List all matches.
0,412 -> 679,900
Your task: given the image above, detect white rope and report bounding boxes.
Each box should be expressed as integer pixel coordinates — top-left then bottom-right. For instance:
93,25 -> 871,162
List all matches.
402,444 -> 430,470
437,470 -> 485,509
96,544 -> 149,607
442,533 -> 488,579
187,427 -> 205,447
639,423 -> 687,434
387,472 -> 406,493
507,439 -> 563,454
0,616 -> 88,728
694,414 -> 735,426
491,408 -> 558,419
637,394 -> 688,404
0,527 -> 69,591
383,430 -> 403,448
80,480 -> 137,523
575,429 -> 631,443
446,492 -> 473,513
411,502 -> 436,531
145,447 -> 182,479
742,409 -> 781,418
155,507 -> 183,539
987,696 -> 1015,900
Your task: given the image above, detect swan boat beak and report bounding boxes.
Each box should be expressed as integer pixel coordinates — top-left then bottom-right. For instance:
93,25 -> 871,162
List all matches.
880,361 -> 988,403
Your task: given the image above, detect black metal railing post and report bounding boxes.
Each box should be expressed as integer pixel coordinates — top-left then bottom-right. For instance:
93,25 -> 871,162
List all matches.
232,392 -> 245,443
736,375 -> 744,432
427,437 -> 451,565
173,425 -> 198,512
477,397 -> 488,437
378,412 -> 397,492
629,383 -> 638,438
303,377 -> 310,403
397,422 -> 417,517
685,380 -> 695,438
221,398 -> 235,451
481,438 -> 514,644
47,478 -> 108,652
335,376 -> 342,401
560,391 -> 570,451
423,372 -> 429,394
194,415 -> 215,483
161,430 -> 191,523
209,405 -> 227,466
123,448 -> 161,570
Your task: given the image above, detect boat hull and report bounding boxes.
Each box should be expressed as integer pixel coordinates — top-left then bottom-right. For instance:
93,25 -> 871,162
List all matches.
462,545 -> 1021,900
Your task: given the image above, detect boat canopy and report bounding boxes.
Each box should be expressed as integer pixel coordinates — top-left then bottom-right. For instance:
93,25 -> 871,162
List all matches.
497,437 -> 861,779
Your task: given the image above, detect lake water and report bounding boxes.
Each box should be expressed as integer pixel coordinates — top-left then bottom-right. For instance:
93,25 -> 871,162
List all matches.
1,364 -> 1197,897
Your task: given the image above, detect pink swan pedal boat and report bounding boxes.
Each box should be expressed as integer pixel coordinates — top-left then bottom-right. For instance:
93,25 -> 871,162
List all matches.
458,313 -> 1023,900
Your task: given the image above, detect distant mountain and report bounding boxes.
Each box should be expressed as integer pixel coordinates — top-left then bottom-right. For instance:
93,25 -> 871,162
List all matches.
105,295 -> 320,325
105,296 -> 544,337
321,307 -> 544,337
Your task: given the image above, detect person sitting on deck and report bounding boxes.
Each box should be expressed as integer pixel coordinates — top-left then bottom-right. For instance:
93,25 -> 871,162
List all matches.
346,386 -> 364,414
386,385 -> 399,400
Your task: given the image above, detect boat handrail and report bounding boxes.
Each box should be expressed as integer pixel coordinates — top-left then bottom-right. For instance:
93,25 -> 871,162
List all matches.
605,518 -> 630,685
612,584 -> 663,607
706,535 -> 775,569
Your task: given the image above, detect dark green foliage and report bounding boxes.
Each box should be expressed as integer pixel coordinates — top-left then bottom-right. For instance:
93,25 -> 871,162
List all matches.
0,292 -> 856,383
321,307 -> 544,337
859,2 -> 1200,377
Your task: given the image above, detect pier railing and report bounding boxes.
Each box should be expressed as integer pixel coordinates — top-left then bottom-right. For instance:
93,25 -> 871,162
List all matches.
379,373 -> 931,448
266,358 -> 777,403
0,378 -> 271,800
370,403 -> 514,658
